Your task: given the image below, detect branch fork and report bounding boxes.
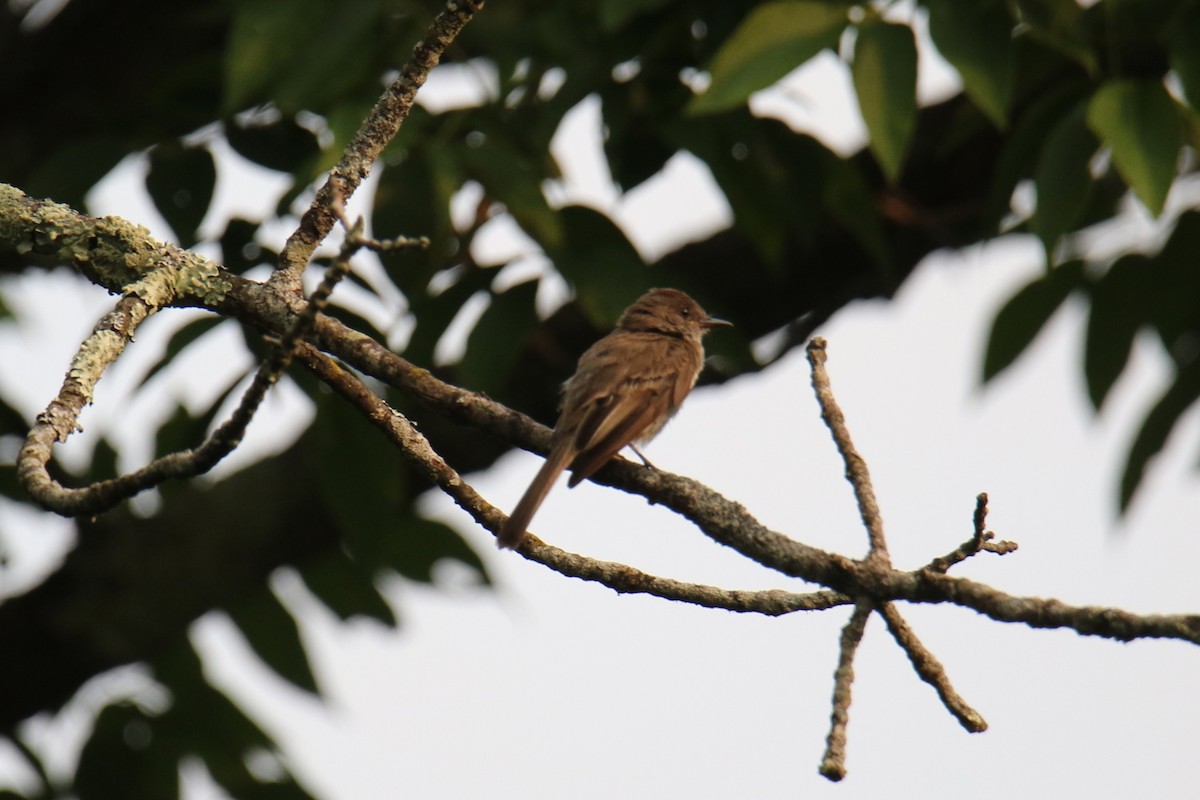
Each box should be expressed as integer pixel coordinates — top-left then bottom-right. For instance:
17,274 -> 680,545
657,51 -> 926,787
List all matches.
806,337 -> 998,780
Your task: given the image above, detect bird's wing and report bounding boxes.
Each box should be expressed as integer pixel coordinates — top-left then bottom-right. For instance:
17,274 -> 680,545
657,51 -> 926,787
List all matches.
565,386 -> 667,488
559,333 -> 697,489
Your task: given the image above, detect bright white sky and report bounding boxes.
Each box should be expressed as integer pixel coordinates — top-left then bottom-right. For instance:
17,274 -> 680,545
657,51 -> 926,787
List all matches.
3,7 -> 1200,799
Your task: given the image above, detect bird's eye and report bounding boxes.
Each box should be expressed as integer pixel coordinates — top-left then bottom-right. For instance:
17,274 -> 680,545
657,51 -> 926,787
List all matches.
680,306 -> 690,316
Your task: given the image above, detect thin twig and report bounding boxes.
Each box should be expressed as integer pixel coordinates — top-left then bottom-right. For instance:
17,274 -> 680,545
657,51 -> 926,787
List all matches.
329,188 -> 430,255
879,603 -> 987,732
526,547 -> 852,615
806,337 -> 889,564
271,0 -> 484,294
819,601 -> 872,782
925,493 -> 1019,573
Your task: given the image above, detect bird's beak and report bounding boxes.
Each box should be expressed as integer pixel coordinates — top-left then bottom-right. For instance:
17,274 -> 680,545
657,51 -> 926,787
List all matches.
702,316 -> 733,328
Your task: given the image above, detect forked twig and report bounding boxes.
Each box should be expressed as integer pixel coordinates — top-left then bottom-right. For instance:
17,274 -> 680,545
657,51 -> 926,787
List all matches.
805,337 -> 988,780
925,493 -> 1019,573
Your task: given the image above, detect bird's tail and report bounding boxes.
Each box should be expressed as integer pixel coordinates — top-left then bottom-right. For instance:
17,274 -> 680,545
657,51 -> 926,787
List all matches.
497,444 -> 575,549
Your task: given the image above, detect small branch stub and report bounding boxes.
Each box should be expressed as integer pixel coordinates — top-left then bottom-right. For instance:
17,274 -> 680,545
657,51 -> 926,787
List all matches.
925,493 -> 1019,574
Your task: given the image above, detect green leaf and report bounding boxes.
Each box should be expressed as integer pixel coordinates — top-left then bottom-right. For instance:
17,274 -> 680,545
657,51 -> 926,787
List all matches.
222,0 -> 298,111
668,111 -> 832,267
986,76 -> 1091,225
1087,80 -> 1182,216
226,117 -> 320,175
549,206 -> 652,323
146,142 -> 216,248
25,136 -> 133,211
601,55 -> 695,191
211,776 -> 316,800
852,21 -> 918,182
299,554 -> 397,626
459,280 -> 542,393
223,0 -> 388,113
373,136 -> 458,295
598,0 -> 673,32
604,105 -> 684,191
459,134 -> 562,251
1109,215 -> 1200,507
76,703 -> 179,800
308,391 -> 407,553
153,371 -> 244,464
387,515 -> 489,584
404,267 -> 495,367
85,438 -> 120,488
1084,255 -> 1146,410
220,218 -> 272,272
1170,5 -> 1200,110
1031,101 -> 1097,253
1012,0 -> 1098,72
154,644 -> 316,799
0,392 -> 26,437
1146,210 -> 1200,353
227,590 -> 320,696
983,261 -> 1085,381
689,1 -> 847,115
823,157 -> 891,269
1120,364 -> 1200,511
157,641 -> 272,747
925,0 -> 1015,127
306,391 -> 488,587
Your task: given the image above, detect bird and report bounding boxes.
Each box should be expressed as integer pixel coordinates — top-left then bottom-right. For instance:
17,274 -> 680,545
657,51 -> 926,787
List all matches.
498,287 -> 730,549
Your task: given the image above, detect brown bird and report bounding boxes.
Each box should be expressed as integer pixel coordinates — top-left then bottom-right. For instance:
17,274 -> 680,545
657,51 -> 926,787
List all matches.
498,287 -> 730,549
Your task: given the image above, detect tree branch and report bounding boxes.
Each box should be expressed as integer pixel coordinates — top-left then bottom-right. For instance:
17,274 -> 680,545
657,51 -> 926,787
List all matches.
271,0 -> 485,294
5,183 -> 1198,646
12,193 -> 357,517
294,340 -> 850,616
5,186 -> 1195,648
